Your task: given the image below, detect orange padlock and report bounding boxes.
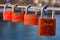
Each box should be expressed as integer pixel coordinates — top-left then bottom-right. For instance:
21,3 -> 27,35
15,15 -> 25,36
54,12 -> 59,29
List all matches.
12,4 -> 24,22
3,3 -> 12,21
24,5 -> 38,25
38,5 -> 56,36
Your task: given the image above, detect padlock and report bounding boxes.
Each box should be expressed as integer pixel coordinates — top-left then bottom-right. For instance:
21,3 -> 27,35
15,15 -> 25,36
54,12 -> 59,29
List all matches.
38,5 -> 56,36
24,5 -> 38,25
12,4 -> 24,22
3,3 -> 12,21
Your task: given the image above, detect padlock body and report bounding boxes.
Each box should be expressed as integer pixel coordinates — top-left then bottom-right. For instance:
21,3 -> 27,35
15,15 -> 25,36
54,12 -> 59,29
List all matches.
24,14 -> 38,25
3,11 -> 12,20
12,13 -> 24,22
38,18 -> 56,36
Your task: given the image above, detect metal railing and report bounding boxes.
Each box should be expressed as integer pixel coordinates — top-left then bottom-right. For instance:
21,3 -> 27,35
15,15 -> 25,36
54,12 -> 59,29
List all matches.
0,4 -> 60,10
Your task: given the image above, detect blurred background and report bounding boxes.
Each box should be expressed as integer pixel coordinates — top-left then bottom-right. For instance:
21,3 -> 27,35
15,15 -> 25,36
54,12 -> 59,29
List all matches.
0,0 -> 60,7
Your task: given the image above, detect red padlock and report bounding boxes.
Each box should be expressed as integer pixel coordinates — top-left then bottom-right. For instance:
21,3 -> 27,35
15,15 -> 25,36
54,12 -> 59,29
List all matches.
24,5 -> 38,25
12,4 -> 24,22
3,3 -> 12,21
38,5 -> 56,36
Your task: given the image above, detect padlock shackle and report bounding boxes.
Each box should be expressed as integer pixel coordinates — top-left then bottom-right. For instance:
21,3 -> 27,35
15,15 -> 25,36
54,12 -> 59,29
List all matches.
25,4 -> 38,14
41,5 -> 55,19
4,3 -> 12,12
41,5 -> 48,18
52,10 -> 55,19
25,4 -> 31,14
12,4 -> 24,13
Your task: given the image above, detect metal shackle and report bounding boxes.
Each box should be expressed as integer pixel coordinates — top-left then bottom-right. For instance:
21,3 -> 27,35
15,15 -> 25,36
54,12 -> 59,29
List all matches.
12,4 -> 24,13
25,4 -> 31,14
4,3 -> 12,12
41,5 -> 55,19
12,4 -> 18,13
41,5 -> 48,18
25,4 -> 38,14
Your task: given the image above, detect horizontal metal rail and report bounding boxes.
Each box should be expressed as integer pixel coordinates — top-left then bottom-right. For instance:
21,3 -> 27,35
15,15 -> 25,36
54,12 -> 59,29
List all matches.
47,7 -> 60,10
0,4 -> 60,10
0,4 -> 41,9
